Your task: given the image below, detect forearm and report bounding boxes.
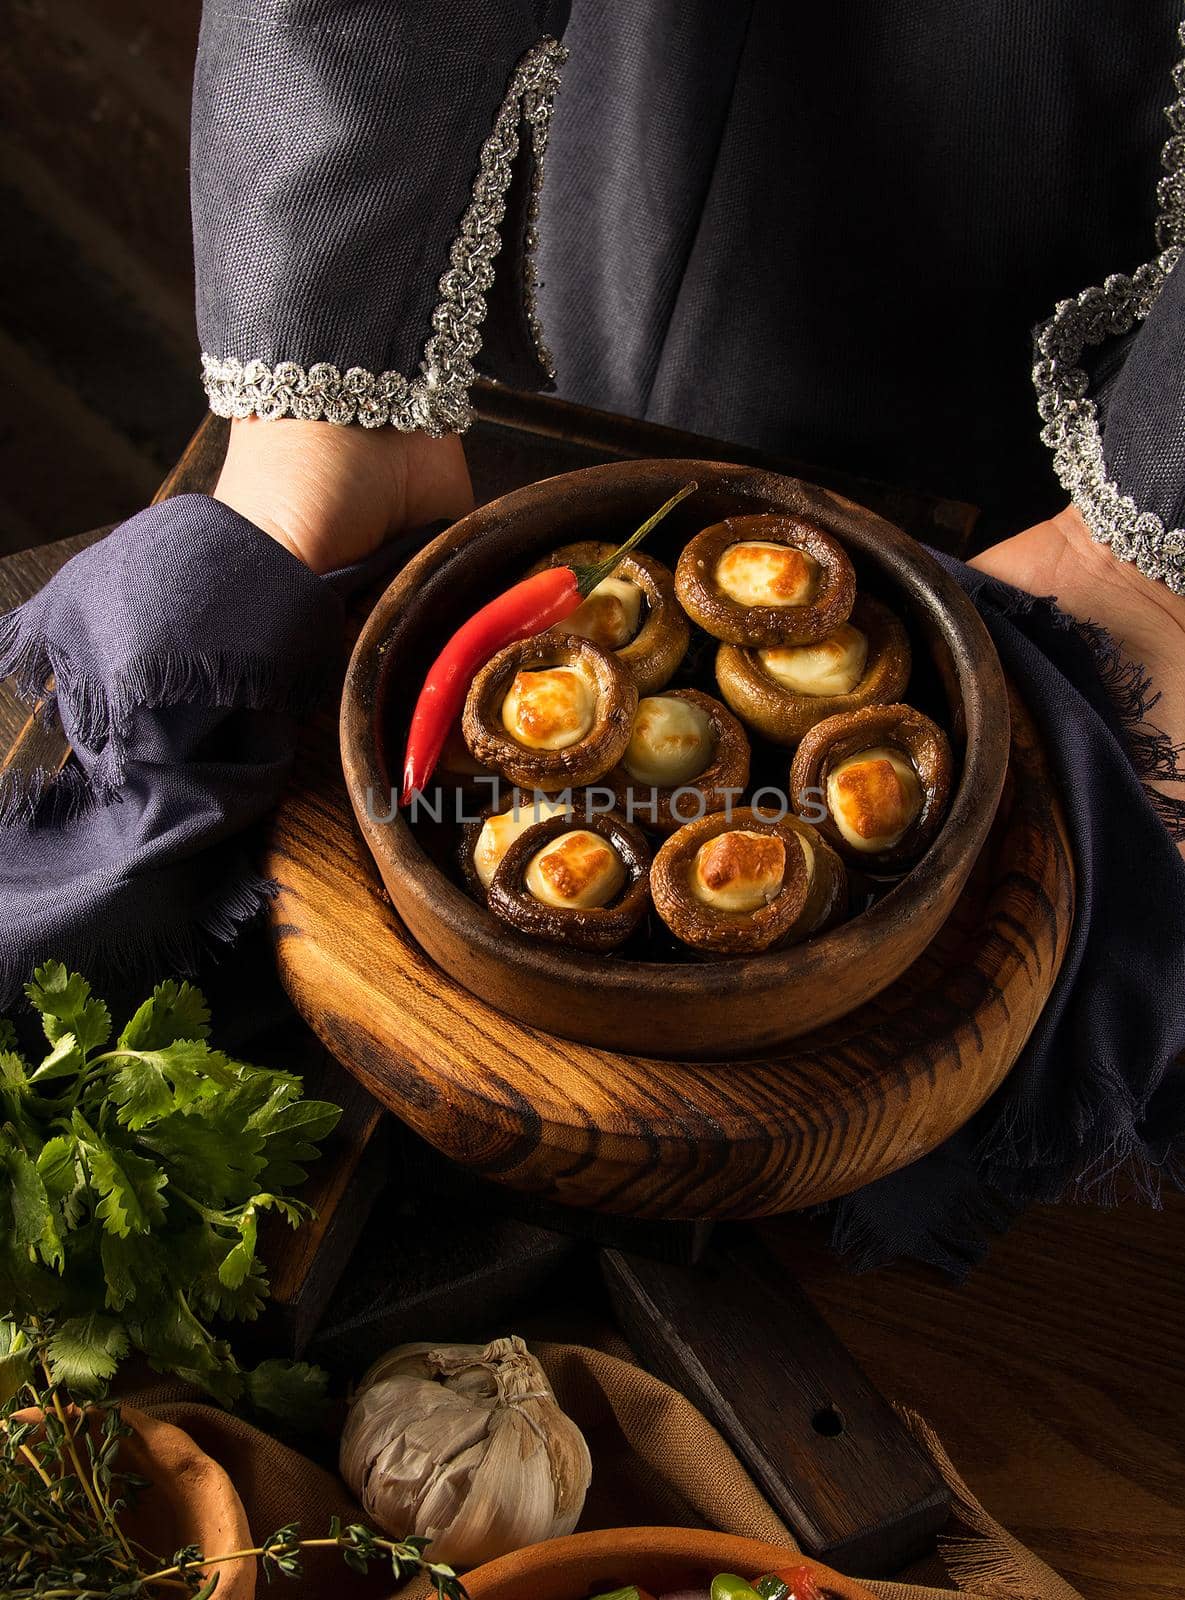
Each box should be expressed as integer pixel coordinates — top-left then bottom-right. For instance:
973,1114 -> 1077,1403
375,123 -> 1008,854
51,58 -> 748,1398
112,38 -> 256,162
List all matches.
212,419 -> 473,573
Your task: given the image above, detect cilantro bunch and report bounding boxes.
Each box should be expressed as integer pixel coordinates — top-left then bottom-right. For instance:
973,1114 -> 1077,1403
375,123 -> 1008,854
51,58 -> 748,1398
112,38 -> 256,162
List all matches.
0,963 -> 340,1414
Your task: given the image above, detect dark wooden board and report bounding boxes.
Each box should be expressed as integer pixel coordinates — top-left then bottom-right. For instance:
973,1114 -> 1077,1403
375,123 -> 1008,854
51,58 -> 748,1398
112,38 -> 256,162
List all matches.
602,1237 -> 951,1575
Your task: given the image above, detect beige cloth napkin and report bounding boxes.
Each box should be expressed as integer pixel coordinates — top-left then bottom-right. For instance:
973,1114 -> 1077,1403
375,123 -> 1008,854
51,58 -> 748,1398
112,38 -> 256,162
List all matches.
134,1341 -> 1083,1600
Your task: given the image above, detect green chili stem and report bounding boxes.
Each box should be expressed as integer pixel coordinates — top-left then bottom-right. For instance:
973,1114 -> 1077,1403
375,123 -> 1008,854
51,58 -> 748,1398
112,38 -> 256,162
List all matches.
572,480 -> 698,595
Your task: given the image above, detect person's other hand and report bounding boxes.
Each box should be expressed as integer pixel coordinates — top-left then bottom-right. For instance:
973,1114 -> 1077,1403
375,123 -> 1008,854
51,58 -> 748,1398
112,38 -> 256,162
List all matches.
971,504 -> 1185,846
213,417 -> 475,574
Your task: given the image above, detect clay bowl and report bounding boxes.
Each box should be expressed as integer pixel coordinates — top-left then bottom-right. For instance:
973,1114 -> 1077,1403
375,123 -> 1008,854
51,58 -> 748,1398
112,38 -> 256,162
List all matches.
15,1404 -> 254,1600
341,460 -> 1008,1059
463,1526 -> 876,1599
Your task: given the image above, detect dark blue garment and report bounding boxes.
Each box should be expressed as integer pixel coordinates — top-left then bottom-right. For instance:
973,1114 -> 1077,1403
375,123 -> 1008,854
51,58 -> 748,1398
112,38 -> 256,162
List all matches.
189,2 -> 1185,541
1,496 -> 1183,1268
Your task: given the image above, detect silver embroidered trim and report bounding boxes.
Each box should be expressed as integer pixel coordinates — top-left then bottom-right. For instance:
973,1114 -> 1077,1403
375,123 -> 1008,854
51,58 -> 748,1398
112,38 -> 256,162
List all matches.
1032,18 -> 1185,595
200,35 -> 567,437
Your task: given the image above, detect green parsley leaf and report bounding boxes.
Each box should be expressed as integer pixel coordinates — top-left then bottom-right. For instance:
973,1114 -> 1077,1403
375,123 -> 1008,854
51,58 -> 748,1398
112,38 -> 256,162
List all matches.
108,1040 -> 238,1130
217,1211 -> 259,1292
26,961 -> 111,1053
6,1146 -> 64,1269
132,1291 -> 244,1405
0,1234 -> 68,1315
0,1341 -> 34,1405
176,1221 -> 269,1323
79,1132 -> 168,1238
244,1358 -> 329,1430
252,1095 -> 342,1189
0,1317 -> 34,1404
38,1134 -> 86,1230
36,1133 -> 78,1198
118,979 -> 211,1050
216,1191 -> 307,1295
30,1031 -> 86,1084
137,1112 -> 265,1208
99,1230 -> 167,1313
0,1047 -> 28,1091
48,1312 -> 130,1391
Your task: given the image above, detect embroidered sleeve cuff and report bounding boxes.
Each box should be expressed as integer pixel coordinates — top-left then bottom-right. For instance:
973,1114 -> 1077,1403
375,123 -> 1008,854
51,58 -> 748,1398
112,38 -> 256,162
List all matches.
1032,20 -> 1185,597
199,36 -> 567,438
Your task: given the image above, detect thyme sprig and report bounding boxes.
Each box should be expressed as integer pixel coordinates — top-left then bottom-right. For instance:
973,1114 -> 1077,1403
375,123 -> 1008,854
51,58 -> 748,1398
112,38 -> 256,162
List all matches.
0,1318 -> 468,1599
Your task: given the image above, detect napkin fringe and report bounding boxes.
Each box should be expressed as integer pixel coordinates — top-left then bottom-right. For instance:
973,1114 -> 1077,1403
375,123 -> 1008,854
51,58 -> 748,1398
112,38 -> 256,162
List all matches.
0,603 -> 328,823
0,756 -> 103,828
829,1181 -> 1015,1278
984,586 -> 1185,839
895,1407 -> 1085,1600
0,864 -> 277,1015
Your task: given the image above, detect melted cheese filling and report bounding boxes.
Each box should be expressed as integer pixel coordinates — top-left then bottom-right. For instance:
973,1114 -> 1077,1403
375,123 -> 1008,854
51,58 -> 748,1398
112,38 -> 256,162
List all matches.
563,576 -> 644,650
759,623 -> 868,697
827,745 -> 922,852
473,797 -> 573,889
623,696 -> 715,786
525,829 -> 626,909
691,829 -> 787,913
501,666 -> 596,750
715,540 -> 820,608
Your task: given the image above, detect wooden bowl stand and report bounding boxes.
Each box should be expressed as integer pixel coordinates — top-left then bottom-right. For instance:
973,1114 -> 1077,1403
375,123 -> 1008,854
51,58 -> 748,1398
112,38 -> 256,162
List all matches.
265,669 -> 1074,1220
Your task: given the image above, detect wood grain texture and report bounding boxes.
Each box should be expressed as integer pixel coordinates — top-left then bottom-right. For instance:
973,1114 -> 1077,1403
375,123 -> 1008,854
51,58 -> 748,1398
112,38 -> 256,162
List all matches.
265,655 -> 1073,1217
339,461 -> 1007,1058
603,1238 -> 951,1574
765,1193 -> 1185,1600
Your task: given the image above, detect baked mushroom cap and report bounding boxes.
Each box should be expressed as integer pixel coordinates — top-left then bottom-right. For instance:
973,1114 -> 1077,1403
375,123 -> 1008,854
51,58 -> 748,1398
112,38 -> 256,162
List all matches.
463,633 -> 638,792
486,811 -> 652,952
651,806 -> 848,955
459,788 -> 576,897
789,702 -> 953,868
530,541 -> 691,694
715,593 -> 912,746
606,687 -> 751,835
674,513 -> 856,646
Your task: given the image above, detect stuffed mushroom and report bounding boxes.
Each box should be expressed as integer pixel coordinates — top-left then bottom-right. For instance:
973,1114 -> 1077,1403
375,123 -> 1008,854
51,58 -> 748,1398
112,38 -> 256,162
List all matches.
486,811 -> 653,951
674,513 -> 856,646
530,540 -> 690,694
463,634 -> 638,792
607,687 -> 751,834
789,702 -> 953,868
651,806 -> 847,955
715,592 -> 912,746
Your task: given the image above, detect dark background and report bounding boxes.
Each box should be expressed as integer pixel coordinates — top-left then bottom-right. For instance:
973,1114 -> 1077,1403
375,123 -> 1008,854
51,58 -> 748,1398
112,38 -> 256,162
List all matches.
0,2 -> 201,555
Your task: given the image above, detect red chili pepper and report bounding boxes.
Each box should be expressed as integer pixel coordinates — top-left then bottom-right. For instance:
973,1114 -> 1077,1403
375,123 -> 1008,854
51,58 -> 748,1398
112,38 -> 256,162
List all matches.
400,480 -> 698,805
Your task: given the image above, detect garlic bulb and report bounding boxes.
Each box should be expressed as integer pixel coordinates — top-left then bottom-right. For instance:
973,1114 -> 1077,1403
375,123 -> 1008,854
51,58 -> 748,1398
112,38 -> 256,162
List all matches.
339,1336 -> 592,1567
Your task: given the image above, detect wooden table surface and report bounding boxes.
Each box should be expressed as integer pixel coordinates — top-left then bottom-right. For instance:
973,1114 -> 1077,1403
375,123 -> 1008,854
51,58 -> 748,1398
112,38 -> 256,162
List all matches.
2,392 -> 1182,1599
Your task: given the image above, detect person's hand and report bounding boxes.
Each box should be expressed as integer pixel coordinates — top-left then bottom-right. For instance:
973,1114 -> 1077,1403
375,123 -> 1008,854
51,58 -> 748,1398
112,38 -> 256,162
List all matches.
971,504 -> 1185,843
213,417 -> 475,575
